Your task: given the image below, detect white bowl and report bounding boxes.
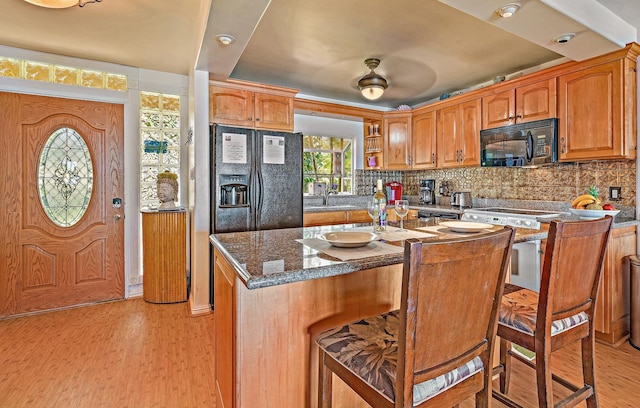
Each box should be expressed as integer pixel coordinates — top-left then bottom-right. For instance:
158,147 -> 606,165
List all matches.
568,208 -> 620,220
317,231 -> 378,248
439,221 -> 494,233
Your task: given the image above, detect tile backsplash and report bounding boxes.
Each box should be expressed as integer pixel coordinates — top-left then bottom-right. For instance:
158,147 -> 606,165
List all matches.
356,160 -> 636,206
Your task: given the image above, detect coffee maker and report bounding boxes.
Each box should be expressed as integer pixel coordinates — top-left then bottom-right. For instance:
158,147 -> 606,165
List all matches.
386,181 -> 403,205
419,179 -> 436,205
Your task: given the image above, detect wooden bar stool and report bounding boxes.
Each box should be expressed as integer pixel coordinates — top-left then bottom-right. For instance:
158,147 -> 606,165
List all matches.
316,227 -> 515,407
493,216 -> 614,408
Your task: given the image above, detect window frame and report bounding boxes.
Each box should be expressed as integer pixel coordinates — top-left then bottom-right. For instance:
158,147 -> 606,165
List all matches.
302,134 -> 354,195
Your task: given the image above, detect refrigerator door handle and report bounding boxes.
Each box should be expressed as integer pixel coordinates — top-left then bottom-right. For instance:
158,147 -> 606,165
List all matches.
256,165 -> 264,228
249,141 -> 258,231
250,130 -> 263,230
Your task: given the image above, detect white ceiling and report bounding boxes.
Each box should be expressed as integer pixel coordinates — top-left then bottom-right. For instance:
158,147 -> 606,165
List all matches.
1,0 -> 638,109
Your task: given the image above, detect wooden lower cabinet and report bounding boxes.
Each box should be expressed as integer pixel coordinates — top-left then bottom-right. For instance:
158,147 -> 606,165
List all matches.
595,225 -> 637,345
303,209 -> 417,226
303,210 -> 348,227
213,246 -> 403,408
346,209 -> 372,224
213,249 -> 235,408
386,208 -> 418,222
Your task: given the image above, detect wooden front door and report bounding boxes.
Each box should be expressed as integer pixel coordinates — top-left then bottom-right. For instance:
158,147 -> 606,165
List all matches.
0,92 -> 125,316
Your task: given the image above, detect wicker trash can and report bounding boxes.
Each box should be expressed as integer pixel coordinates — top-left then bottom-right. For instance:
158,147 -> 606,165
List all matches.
628,255 -> 640,350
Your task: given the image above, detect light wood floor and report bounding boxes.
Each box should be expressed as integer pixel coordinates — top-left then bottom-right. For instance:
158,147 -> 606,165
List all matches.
0,298 -> 215,407
1,299 -> 639,407
465,340 -> 640,408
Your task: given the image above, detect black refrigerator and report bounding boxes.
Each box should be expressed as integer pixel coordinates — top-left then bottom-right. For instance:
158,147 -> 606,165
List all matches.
209,124 -> 303,306
211,124 -> 303,232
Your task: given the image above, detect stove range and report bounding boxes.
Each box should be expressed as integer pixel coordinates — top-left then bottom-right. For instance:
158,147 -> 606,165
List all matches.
461,207 -> 564,229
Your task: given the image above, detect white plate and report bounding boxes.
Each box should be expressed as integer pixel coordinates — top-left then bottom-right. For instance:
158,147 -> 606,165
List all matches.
568,208 -> 620,220
317,231 -> 378,248
439,221 -> 494,233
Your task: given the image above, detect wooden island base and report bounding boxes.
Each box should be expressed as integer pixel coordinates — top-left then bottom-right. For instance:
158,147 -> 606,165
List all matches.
214,247 -> 403,408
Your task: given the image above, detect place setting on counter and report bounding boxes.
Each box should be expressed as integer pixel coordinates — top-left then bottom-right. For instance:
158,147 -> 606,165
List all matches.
416,220 -> 499,237
295,226 -> 436,261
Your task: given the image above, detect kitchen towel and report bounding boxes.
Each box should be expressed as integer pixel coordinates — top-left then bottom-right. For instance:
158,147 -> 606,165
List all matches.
295,238 -> 404,261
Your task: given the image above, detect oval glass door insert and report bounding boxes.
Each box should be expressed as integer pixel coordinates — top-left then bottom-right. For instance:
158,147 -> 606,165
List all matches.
38,127 -> 93,227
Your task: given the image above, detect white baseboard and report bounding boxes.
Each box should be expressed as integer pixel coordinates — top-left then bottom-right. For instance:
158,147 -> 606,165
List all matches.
189,298 -> 212,315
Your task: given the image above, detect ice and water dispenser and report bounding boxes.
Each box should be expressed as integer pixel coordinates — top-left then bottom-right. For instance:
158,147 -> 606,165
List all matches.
219,174 -> 248,207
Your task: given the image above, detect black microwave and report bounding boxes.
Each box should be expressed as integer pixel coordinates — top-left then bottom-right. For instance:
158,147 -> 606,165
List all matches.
480,118 -> 558,167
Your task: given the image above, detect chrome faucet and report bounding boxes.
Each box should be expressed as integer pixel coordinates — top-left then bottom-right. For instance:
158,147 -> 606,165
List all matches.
322,188 -> 330,206
322,186 -> 336,206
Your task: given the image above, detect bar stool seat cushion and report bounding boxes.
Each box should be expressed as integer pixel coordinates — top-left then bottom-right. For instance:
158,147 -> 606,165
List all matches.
316,310 -> 484,406
499,288 -> 589,336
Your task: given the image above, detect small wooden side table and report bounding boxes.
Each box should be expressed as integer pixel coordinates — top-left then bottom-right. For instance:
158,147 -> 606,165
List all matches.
141,209 -> 187,303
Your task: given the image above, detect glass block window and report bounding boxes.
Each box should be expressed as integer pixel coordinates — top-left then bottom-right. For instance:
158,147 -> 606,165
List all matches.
140,91 -> 181,209
0,56 -> 127,91
38,127 -> 93,227
303,135 -> 353,194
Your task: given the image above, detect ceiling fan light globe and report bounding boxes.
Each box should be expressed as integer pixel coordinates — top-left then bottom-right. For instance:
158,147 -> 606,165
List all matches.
360,86 -> 385,100
357,58 -> 388,100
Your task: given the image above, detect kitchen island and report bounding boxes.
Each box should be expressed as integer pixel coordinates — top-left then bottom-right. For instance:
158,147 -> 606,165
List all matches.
209,220 -> 545,408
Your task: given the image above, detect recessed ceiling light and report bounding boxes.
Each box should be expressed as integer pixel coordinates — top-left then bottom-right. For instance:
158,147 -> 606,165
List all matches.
216,35 -> 236,46
496,3 -> 521,18
555,33 -> 576,44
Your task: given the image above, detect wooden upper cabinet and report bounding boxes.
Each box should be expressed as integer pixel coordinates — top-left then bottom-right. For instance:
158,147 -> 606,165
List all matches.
482,78 -> 556,129
459,99 -> 482,166
210,87 -> 254,127
516,79 -> 557,124
437,104 -> 460,168
557,60 -> 632,161
437,98 -> 481,168
411,110 -> 437,169
253,92 -> 294,131
383,112 -> 412,170
482,89 -> 514,129
210,80 -> 297,131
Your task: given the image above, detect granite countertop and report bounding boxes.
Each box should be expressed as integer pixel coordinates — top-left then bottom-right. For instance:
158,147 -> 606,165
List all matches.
303,197 -> 638,227
210,219 -> 551,290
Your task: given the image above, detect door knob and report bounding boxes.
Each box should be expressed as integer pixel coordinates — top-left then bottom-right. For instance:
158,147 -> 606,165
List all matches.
113,214 -> 122,221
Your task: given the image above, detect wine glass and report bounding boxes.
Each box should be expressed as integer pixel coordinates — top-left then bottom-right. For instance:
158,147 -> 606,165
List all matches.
367,202 -> 377,231
395,200 -> 409,232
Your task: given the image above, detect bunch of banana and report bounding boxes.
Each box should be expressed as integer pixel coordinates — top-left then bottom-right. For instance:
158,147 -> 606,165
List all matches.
571,194 -> 601,209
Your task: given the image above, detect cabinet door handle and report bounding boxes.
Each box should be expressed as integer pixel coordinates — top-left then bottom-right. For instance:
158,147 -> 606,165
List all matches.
248,117 -> 253,121
561,137 -> 566,154
432,152 -> 436,164
256,118 -> 260,121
